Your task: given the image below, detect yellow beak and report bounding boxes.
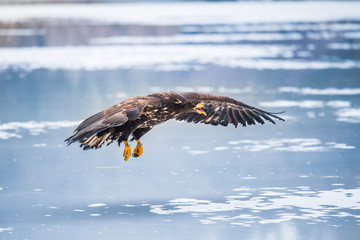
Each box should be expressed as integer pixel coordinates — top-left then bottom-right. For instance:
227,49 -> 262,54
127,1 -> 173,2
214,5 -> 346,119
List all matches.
193,103 -> 207,116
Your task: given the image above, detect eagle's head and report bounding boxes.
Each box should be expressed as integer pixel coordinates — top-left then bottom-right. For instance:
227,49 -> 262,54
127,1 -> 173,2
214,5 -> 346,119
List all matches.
193,102 -> 207,116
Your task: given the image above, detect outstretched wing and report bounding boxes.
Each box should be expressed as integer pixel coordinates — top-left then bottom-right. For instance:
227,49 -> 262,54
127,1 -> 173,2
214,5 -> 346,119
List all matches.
176,92 -> 284,127
65,97 -> 150,147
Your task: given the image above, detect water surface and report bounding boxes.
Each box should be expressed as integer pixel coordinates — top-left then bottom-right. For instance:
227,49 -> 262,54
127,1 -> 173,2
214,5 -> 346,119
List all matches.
0,2 -> 359,240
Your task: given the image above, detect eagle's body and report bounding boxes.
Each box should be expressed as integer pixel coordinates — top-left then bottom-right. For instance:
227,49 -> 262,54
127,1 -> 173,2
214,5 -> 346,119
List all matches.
65,92 -> 284,161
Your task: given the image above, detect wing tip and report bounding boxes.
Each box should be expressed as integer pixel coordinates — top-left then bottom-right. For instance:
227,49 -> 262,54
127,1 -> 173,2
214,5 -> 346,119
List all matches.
268,111 -> 286,122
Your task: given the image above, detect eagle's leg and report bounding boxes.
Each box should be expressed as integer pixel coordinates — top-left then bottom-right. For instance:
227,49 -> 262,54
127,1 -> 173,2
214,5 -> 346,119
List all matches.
132,140 -> 143,158
123,141 -> 131,161
131,127 -> 152,158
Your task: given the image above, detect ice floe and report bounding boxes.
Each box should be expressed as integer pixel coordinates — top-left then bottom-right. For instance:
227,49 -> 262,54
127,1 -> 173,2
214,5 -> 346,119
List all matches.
0,227 -> 13,233
150,187 -> 360,226
0,120 -> 80,140
73,209 -> 85,212
186,150 -> 209,156
279,87 -> 360,95
0,44 -> 292,71
227,138 -> 355,152
0,131 -> 22,140
259,100 -> 325,109
334,108 -> 360,123
326,101 -> 351,108
182,22 -> 360,34
89,32 -> 303,45
343,31 -> 360,39
183,138 -> 355,154
0,2 -> 359,25
327,43 -> 360,50
1,44 -> 360,72
88,203 -> 107,208
89,214 -> 102,217
33,143 -> 47,147
259,100 -> 352,109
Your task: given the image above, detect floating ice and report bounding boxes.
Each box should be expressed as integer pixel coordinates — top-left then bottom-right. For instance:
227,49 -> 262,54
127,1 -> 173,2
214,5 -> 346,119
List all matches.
227,138 -> 355,152
88,203 -> 107,207
344,31 -> 360,39
0,2 -> 359,25
241,176 -> 257,180
0,227 -> 13,233
89,214 -> 102,217
259,100 -> 352,109
89,33 -> 303,45
214,146 -> 229,151
33,143 -> 47,147
73,209 -> 85,212
186,150 -> 209,155
326,101 -> 351,108
335,108 -> 360,123
183,22 -> 360,34
328,43 -> 360,50
150,187 -> 360,226
0,131 -> 22,140
259,100 -> 324,109
0,44 -> 292,71
1,44 -> 360,72
0,120 -> 81,140
279,87 -> 360,95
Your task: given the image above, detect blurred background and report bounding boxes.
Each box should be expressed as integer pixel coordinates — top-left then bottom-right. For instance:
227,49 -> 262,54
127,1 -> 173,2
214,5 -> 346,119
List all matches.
0,1 -> 359,240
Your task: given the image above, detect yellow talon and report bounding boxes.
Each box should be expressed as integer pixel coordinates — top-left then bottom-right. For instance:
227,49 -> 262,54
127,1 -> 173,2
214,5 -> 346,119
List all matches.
123,141 -> 131,161
132,140 -> 143,158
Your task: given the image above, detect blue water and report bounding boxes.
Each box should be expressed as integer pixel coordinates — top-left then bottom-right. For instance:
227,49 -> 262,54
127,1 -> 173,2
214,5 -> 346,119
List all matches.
0,2 -> 360,240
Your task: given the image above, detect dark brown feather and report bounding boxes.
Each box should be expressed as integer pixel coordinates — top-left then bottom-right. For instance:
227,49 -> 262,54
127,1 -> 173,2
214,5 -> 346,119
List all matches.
227,108 -> 236,126
186,113 -> 199,123
218,108 -> 229,126
240,109 -> 255,125
75,111 -> 104,132
233,109 -> 246,126
247,109 -> 265,124
101,112 -> 128,126
192,114 -> 205,123
257,111 -> 276,124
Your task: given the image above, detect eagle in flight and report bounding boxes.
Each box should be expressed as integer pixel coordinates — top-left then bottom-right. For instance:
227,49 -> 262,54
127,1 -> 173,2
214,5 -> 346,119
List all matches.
65,92 -> 284,161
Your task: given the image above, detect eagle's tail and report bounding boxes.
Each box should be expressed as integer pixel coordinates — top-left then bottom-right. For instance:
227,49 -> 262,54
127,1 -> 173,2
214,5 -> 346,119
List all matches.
65,111 -> 111,150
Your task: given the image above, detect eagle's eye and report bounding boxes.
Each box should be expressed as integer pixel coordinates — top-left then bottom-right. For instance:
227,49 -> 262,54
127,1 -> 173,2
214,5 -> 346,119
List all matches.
193,102 -> 207,116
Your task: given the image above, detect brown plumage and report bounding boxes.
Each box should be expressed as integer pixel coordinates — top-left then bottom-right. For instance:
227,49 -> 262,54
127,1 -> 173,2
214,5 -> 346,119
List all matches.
65,92 -> 284,159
